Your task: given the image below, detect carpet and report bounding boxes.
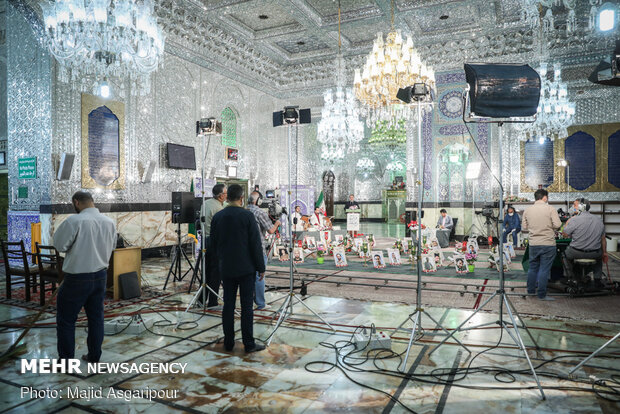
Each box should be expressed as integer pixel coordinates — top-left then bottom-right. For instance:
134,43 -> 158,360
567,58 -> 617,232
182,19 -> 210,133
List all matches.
0,285 -> 171,314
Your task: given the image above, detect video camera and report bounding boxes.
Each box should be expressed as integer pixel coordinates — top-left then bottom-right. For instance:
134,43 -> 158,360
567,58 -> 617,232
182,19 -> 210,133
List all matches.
557,208 -> 571,223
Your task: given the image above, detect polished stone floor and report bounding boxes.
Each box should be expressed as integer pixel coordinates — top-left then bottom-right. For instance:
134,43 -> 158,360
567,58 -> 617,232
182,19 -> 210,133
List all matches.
1,230 -> 620,413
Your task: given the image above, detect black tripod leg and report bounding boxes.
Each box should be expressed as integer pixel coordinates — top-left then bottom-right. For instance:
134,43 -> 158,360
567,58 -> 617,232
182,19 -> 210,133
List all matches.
163,248 -> 178,290
180,247 -> 195,280
188,250 -> 202,293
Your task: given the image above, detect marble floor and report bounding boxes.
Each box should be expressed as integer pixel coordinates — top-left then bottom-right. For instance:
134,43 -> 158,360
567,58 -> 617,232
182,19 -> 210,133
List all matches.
1,254 -> 620,413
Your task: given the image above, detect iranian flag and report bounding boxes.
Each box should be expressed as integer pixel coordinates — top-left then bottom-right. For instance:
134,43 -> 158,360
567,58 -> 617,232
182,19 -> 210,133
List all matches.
316,191 -> 326,214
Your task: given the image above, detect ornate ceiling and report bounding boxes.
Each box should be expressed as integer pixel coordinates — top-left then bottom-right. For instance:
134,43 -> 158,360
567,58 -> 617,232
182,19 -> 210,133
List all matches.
19,0 -> 620,97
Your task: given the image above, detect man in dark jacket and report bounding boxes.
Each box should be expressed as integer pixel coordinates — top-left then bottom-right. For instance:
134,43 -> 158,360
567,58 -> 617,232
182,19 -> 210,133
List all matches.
210,184 -> 266,353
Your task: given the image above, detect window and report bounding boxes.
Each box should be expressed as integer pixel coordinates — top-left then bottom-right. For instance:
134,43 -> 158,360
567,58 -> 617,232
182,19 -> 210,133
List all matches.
221,107 -> 237,148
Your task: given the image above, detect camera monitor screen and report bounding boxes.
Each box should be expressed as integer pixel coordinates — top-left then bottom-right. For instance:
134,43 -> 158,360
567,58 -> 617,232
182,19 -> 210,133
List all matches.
167,143 -> 196,170
265,190 -> 275,199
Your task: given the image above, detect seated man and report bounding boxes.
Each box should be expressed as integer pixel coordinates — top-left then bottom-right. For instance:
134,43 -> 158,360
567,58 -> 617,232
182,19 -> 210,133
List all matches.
309,206 -> 325,229
435,209 -> 453,248
503,205 -> 521,248
292,205 -> 305,232
562,198 -> 608,285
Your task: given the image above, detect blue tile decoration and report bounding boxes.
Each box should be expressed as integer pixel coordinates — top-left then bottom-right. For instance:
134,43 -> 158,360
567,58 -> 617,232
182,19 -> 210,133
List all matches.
7,210 -> 40,264
278,185 -> 315,236
565,131 -> 596,191
608,129 -> 620,189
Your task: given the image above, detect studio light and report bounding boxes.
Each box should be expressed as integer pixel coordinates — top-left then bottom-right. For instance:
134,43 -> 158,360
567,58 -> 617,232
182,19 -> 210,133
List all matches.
463,63 -> 541,119
273,106 -> 311,127
599,5 -> 616,32
196,118 -> 222,135
557,159 -> 568,167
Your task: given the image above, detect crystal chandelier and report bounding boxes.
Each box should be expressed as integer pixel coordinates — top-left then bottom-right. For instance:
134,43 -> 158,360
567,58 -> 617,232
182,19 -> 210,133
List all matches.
354,0 -> 435,128
39,0 -> 165,96
514,63 -> 576,142
386,160 -> 405,172
368,118 -> 407,150
318,2 -> 364,161
522,0 -> 606,34
356,158 -> 375,171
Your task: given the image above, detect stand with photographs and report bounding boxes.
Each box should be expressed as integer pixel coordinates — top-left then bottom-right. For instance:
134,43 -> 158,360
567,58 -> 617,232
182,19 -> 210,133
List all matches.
428,63 -> 546,400
264,115 -> 335,345
390,101 -> 470,371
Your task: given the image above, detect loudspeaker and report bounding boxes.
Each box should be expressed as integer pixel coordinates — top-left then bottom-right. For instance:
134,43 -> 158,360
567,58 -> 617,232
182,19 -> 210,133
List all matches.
142,160 -> 156,183
118,272 -> 141,299
273,111 -> 283,127
172,192 -> 196,224
57,153 -> 75,180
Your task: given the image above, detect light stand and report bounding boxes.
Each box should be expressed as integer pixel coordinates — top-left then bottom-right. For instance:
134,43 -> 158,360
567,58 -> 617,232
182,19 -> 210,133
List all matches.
568,331 -> 620,376
557,159 -> 569,212
264,118 -> 335,345
428,123 -> 546,400
185,122 -> 226,313
391,101 -> 471,372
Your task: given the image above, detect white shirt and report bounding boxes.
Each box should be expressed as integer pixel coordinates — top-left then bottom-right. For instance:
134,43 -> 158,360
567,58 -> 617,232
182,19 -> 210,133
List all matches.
292,212 -> 305,232
310,213 -> 324,228
53,207 -> 117,274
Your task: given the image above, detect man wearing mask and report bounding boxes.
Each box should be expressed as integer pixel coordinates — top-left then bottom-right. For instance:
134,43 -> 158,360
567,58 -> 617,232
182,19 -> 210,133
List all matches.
503,206 -> 521,248
200,184 -> 227,308
248,191 -> 280,310
522,189 -> 562,300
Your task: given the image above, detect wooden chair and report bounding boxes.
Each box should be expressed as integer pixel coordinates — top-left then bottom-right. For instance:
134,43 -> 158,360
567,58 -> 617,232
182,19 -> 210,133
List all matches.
34,243 -> 64,306
1,240 -> 39,302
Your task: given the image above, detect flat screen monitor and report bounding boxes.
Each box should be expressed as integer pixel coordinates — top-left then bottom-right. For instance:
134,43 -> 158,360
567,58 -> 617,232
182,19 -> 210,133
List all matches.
167,143 -> 196,170
265,190 -> 275,199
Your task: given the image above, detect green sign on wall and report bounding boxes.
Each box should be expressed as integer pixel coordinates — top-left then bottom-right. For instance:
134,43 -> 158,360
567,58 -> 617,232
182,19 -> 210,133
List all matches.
18,157 -> 37,179
18,186 -> 28,198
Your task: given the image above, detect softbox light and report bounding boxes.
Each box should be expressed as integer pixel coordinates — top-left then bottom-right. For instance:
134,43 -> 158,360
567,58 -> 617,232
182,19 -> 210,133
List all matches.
464,63 -> 541,118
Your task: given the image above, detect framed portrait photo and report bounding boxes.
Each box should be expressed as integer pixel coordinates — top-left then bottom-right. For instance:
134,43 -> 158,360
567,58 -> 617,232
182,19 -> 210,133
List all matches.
225,147 -> 238,161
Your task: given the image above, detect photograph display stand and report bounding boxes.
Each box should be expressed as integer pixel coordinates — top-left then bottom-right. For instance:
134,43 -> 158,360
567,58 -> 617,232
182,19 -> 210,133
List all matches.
390,102 -> 471,372
264,121 -> 335,345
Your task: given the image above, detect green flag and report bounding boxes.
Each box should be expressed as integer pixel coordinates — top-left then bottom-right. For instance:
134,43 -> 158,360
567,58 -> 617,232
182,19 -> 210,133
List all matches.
316,191 -> 325,212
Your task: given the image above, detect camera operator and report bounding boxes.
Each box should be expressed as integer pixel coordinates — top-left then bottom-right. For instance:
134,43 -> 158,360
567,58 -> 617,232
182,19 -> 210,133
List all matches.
562,198 -> 608,287
248,191 -> 280,310
200,184 -> 227,308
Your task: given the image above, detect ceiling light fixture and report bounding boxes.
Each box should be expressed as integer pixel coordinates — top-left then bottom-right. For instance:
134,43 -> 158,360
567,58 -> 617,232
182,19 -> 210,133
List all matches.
354,0 -> 435,128
318,1 -> 364,162
39,0 -> 165,96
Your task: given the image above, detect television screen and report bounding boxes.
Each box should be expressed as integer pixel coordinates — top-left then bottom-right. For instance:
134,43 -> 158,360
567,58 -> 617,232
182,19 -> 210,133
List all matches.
167,143 -> 196,170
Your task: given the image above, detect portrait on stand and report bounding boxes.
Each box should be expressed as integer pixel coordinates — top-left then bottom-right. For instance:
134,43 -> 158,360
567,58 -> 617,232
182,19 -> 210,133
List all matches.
387,248 -> 401,266
422,254 -> 437,273
333,247 -> 347,267
371,251 -> 386,269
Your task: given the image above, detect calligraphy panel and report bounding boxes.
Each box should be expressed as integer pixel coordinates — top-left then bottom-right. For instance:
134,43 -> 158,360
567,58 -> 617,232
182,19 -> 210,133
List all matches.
565,131 -> 596,191
523,140 -> 554,190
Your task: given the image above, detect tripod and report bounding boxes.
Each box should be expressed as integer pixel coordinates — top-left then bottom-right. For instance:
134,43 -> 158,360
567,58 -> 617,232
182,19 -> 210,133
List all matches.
428,123 -> 546,400
263,121 -> 335,346
163,217 -> 195,291
391,102 -> 471,372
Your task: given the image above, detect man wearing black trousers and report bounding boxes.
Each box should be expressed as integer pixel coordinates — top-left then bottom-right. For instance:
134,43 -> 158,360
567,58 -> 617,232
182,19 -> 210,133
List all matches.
210,184 -> 266,353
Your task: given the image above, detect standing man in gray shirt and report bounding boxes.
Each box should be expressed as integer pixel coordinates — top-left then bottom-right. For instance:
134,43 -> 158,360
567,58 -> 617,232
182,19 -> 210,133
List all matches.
562,198 -> 607,286
53,191 -> 116,363
200,184 -> 227,308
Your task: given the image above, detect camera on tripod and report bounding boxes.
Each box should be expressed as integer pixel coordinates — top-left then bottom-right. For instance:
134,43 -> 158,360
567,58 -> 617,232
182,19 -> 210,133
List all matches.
263,199 -> 287,222
557,208 -> 571,223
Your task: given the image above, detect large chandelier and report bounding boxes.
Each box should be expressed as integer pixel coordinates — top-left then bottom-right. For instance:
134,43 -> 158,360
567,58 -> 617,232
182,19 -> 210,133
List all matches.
368,118 -> 407,150
39,0 -> 165,96
318,3 -> 364,161
353,1 -> 435,128
514,63 -> 576,142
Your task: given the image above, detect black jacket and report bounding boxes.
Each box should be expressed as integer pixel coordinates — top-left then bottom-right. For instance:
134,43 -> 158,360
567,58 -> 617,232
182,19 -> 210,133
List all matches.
210,205 -> 266,278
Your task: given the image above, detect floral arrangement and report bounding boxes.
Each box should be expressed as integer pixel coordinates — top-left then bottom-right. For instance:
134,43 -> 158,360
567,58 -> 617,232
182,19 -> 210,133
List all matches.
465,252 -> 477,265
504,195 -> 530,203
407,220 -> 426,230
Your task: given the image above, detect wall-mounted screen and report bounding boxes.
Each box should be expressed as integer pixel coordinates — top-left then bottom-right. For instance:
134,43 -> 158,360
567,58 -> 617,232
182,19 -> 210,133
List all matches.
167,143 -> 196,170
